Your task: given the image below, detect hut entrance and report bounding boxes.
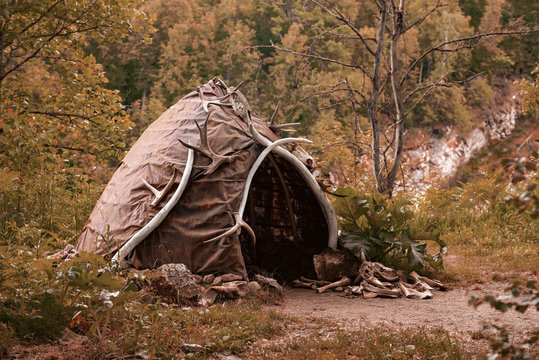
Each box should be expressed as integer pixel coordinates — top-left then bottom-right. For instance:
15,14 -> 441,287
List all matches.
240,153 -> 328,280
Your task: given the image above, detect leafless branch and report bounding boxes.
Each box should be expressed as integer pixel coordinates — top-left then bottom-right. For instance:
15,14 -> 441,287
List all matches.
401,28 -> 536,86
310,0 -> 376,56
316,140 -> 369,153
403,71 -> 483,105
283,82 -> 350,121
404,72 -> 484,116
405,1 -> 447,32
251,44 -> 372,78
345,78 -> 366,136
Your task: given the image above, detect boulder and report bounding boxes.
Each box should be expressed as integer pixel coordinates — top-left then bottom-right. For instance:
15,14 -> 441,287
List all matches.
253,274 -> 283,293
313,248 -> 361,281
150,263 -> 202,304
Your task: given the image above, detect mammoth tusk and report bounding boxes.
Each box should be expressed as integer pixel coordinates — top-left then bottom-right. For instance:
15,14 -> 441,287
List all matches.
248,121 -> 338,249
204,135 -> 312,249
142,168 -> 178,207
239,128 -> 312,218
112,147 -> 194,265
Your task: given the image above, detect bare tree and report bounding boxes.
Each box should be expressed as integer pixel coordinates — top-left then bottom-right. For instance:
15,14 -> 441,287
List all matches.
251,0 -> 534,196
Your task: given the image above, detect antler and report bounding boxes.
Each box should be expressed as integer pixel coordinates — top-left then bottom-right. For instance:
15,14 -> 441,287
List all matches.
266,100 -> 301,134
142,168 -> 177,207
178,111 -> 237,175
197,81 -> 251,120
203,212 -> 256,248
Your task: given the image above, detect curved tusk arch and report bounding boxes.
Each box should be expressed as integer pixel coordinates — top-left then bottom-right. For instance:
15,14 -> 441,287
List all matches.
248,122 -> 338,249
112,147 -> 195,264
203,137 -> 310,248
239,132 -> 312,218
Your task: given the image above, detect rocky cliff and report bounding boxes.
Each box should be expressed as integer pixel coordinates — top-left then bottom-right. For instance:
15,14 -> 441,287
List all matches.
399,96 -> 518,193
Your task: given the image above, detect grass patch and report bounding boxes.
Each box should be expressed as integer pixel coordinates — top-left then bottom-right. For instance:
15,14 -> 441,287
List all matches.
248,321 -> 470,359
86,301 -> 289,359
2,297 -> 475,359
413,177 -> 538,283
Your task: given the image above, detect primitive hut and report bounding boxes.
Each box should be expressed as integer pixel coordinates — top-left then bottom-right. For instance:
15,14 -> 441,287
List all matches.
76,78 -> 337,279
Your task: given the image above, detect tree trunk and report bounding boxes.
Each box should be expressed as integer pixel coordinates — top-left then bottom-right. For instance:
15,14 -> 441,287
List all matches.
368,1 -> 387,194
386,0 -> 406,197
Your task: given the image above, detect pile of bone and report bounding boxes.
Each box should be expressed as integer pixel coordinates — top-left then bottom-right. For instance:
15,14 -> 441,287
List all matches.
137,263 -> 283,307
348,260 -> 445,299
197,273 -> 282,306
293,250 -> 445,299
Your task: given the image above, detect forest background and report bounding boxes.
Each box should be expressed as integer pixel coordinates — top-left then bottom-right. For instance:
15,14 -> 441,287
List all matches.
0,0 -> 537,357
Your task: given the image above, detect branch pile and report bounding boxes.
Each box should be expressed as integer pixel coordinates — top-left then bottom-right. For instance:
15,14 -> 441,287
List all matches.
294,249 -> 445,299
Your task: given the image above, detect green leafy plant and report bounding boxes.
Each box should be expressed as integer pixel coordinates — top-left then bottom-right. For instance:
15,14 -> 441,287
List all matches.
0,247 -> 137,342
333,188 -> 446,272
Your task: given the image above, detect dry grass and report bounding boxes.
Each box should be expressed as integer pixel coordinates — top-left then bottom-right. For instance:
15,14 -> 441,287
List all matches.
2,306 -> 474,360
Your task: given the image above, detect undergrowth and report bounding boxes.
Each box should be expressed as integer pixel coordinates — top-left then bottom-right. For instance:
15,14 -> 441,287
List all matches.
333,187 -> 446,274
414,174 -> 538,280
94,302 -> 288,359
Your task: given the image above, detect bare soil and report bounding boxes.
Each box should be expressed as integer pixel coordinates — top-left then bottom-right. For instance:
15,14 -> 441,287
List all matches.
272,282 -> 538,353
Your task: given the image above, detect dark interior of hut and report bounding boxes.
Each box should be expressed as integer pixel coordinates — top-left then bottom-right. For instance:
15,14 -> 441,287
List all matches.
240,154 -> 329,281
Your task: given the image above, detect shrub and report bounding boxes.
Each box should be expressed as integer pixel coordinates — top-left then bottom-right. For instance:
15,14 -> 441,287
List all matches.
0,248 -> 137,342
333,188 -> 447,273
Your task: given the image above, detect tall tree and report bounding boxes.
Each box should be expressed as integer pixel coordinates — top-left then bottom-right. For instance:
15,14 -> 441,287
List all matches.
0,0 -> 153,237
251,0 -> 533,196
0,0 -> 154,172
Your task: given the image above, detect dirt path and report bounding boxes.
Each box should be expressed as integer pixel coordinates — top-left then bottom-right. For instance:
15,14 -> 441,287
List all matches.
272,283 -> 538,349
